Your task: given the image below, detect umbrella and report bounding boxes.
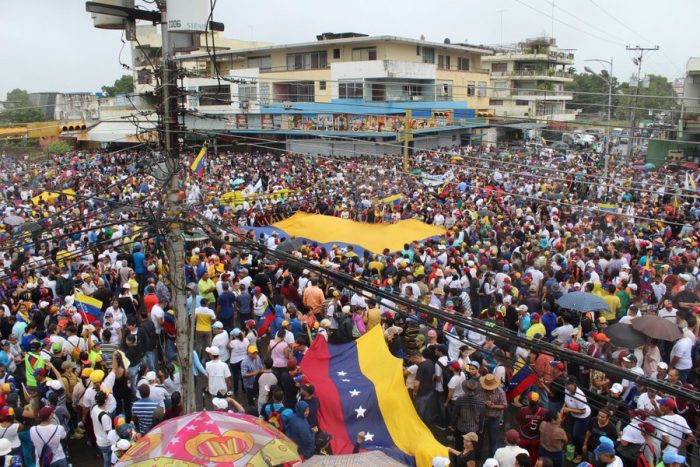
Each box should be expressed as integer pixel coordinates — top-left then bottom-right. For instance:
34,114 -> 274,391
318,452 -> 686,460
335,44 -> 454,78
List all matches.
3,215 -> 24,226
605,322 -> 648,348
555,292 -> 609,313
232,178 -> 245,186
477,209 -> 496,217
631,315 -> 682,341
302,450 -> 408,466
117,411 -> 300,467
644,162 -> 656,169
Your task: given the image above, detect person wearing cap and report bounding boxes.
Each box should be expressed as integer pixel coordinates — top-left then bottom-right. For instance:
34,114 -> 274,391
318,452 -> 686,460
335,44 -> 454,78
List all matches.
526,313 -> 546,340
592,441 -> 622,467
656,397 -> 695,456
451,378 -> 486,450
194,297 -> 217,360
620,353 -> 645,399
30,405 -> 67,466
204,346 -> 231,407
494,429 -> 528,467
562,376 -> 591,463
241,344 -> 263,405
516,392 -> 547,462
582,407 -> 618,463
210,321 -> 230,363
447,432 -> 479,467
478,373 -> 508,457
659,451 -> 686,467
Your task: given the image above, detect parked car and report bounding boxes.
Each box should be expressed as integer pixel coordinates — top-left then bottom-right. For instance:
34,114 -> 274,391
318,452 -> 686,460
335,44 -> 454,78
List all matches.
549,142 -> 570,152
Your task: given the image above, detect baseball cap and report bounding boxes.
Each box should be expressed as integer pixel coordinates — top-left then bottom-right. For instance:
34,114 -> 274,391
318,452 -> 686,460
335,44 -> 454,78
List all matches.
38,406 -> 55,420
528,392 -> 540,402
230,328 -> 242,336
531,312 -> 540,320
662,452 -> 686,464
549,360 -> 565,371
661,398 -> 677,409
281,320 -> 289,327
205,346 -> 220,356
594,443 -> 615,455
610,383 -> 624,394
449,361 -> 462,371
212,321 -> 223,329
113,439 -> 132,452
657,361 -> 669,370
247,345 -> 258,353
245,319 -> 256,328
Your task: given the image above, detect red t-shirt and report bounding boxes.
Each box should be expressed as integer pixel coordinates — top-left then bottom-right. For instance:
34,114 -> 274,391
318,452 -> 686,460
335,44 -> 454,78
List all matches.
517,405 -> 547,439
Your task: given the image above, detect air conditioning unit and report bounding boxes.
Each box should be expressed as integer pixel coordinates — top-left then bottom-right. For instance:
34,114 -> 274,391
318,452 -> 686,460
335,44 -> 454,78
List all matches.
410,95 -> 424,101
240,100 -> 250,110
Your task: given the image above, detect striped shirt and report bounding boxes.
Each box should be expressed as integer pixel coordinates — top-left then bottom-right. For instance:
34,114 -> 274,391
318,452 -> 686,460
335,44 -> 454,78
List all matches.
132,398 -> 159,434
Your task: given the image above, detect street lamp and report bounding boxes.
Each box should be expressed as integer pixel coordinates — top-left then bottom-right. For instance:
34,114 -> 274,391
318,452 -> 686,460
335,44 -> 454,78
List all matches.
584,57 -> 614,158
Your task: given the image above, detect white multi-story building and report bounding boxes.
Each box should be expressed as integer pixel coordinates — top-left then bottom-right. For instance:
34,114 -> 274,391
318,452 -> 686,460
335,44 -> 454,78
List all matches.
483,37 -> 576,122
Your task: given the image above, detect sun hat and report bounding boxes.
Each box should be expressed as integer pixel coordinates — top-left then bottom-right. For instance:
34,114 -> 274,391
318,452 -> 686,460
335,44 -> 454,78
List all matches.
480,374 -> 500,391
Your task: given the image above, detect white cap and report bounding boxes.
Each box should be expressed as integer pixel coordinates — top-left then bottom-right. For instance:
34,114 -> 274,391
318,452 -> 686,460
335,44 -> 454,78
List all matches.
112,439 -> 132,452
657,361 -> 668,370
432,457 -> 451,467
302,269 -> 310,275
212,321 -> 224,329
483,459 -> 499,467
39,301 -> 50,308
47,379 -> 63,391
212,397 -> 228,410
611,383 -> 623,394
205,346 -> 220,356
620,423 -> 645,444
145,371 -> 157,381
628,283 -> 638,291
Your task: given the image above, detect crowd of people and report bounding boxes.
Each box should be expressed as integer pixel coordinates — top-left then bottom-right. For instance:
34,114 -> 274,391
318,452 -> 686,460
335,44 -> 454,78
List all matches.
0,141 -> 697,467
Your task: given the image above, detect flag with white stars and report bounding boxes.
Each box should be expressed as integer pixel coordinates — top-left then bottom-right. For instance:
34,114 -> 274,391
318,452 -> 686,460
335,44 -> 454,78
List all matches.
300,326 -> 448,467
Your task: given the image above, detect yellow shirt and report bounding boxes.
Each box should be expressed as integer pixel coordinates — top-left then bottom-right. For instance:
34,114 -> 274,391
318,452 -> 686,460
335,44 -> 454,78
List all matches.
195,306 -> 216,332
601,294 -> 621,321
526,322 -> 546,339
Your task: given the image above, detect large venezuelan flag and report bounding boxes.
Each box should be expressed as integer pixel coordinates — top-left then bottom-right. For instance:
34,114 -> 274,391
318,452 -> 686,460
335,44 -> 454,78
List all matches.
190,146 -> 207,176
301,326 -> 447,467
505,363 -> 538,400
74,293 -> 103,323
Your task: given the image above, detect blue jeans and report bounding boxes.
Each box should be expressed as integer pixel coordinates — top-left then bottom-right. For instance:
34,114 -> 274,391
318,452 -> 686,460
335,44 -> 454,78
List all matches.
569,415 -> 589,456
486,416 -> 504,457
129,362 -> 142,395
99,445 -> 112,467
145,350 -> 157,372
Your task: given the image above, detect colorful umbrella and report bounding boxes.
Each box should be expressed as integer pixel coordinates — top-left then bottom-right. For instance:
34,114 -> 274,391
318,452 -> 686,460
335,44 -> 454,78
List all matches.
116,411 -> 300,467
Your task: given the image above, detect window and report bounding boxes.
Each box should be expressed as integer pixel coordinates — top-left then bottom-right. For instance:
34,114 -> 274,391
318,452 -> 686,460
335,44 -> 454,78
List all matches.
437,81 -> 453,101
477,81 -> 487,97
186,86 -> 198,107
137,69 -> 152,85
239,84 -> 257,103
278,82 -> 314,102
371,83 -> 385,101
491,62 -> 507,73
333,48 -> 340,59
438,55 -> 451,69
339,80 -> 363,99
457,57 -> 470,71
515,100 -> 529,106
319,81 -> 326,90
493,81 -> 507,89
351,47 -> 377,61
286,51 -> 327,70
489,99 -> 504,106
416,45 -> 421,55
402,84 -> 422,98
422,47 -> 435,64
199,85 -> 230,106
247,55 -> 271,71
467,81 -> 475,97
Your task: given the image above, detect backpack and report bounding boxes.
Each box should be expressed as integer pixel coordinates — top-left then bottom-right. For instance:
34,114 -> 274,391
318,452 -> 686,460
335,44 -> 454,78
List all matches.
636,441 -> 654,467
263,403 -> 285,433
437,360 -> 452,393
35,425 -> 59,467
163,309 -> 177,339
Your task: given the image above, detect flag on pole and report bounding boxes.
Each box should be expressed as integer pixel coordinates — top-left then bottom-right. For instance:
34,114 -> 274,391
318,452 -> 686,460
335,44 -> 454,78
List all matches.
505,363 -> 538,400
190,146 -> 207,176
74,292 -> 103,323
256,301 -> 276,336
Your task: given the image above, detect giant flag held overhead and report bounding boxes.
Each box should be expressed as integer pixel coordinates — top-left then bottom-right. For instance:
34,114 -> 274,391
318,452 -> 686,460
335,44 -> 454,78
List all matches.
301,326 -> 447,467
190,145 -> 207,177
73,292 -> 103,323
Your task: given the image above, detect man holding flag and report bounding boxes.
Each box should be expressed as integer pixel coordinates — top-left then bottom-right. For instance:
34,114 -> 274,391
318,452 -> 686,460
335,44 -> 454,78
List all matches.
190,145 -> 207,177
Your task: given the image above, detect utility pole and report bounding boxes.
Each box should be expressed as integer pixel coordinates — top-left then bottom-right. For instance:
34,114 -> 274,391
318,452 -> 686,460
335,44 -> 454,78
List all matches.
85,0 -> 224,413
496,9 -> 506,48
400,108 -> 413,173
158,2 -> 195,414
625,45 -> 659,160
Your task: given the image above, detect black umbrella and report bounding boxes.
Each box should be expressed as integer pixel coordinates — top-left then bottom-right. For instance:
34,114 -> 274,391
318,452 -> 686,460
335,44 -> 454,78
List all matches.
605,322 -> 647,348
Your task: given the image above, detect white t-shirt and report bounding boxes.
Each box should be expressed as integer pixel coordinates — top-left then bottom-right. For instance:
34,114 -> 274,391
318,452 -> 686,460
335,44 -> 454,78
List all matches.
565,387 -> 591,418
434,356 -> 448,392
671,337 -> 693,370
447,372 -> 466,400
494,445 -> 529,467
655,413 -> 691,453
228,337 -> 250,364
90,405 -> 113,448
30,424 -> 67,462
636,392 -> 660,413
211,331 -> 230,362
551,324 -> 574,344
205,359 -> 231,396
150,304 -> 165,334
604,456 -> 624,467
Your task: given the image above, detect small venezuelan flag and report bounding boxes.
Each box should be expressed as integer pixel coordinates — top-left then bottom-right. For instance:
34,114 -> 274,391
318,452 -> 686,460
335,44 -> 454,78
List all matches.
74,292 -> 103,323
190,146 -> 207,177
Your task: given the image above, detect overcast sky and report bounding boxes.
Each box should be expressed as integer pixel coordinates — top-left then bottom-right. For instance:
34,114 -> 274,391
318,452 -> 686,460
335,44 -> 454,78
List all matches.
2,0 -> 698,99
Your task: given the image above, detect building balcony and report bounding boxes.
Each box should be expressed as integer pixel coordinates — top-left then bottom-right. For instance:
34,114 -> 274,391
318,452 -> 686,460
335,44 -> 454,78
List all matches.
483,51 -> 574,65
491,70 -> 573,81
511,90 -> 573,100
436,67 -> 490,74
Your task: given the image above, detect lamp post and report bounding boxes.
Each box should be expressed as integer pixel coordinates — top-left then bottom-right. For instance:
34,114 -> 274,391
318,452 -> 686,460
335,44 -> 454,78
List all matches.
585,58 -> 613,179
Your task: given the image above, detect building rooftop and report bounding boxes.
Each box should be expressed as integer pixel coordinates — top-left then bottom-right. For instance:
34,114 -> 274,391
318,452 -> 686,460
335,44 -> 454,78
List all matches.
176,34 -> 494,61
687,57 -> 700,74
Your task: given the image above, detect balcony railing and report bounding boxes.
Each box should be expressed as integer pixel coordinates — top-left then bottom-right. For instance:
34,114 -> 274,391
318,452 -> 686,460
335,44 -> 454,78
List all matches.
512,90 -> 573,98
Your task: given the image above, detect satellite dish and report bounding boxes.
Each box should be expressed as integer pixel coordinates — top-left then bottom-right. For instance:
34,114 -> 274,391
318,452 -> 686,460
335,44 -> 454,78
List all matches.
444,38 -> 451,44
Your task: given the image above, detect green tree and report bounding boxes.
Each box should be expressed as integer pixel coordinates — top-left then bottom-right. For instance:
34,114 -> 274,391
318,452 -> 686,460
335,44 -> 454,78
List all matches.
44,140 -> 72,155
101,74 -> 134,97
565,72 -> 619,120
613,74 -> 678,121
0,88 -> 48,124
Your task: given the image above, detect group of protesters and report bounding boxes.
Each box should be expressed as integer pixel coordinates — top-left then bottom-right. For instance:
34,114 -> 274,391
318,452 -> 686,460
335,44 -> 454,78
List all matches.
0,140 -> 697,467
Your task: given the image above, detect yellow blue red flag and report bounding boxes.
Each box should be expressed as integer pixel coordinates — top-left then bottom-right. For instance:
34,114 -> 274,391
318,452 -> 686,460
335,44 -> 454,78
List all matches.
190,146 -> 207,176
301,326 -> 447,466
74,292 -> 103,323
